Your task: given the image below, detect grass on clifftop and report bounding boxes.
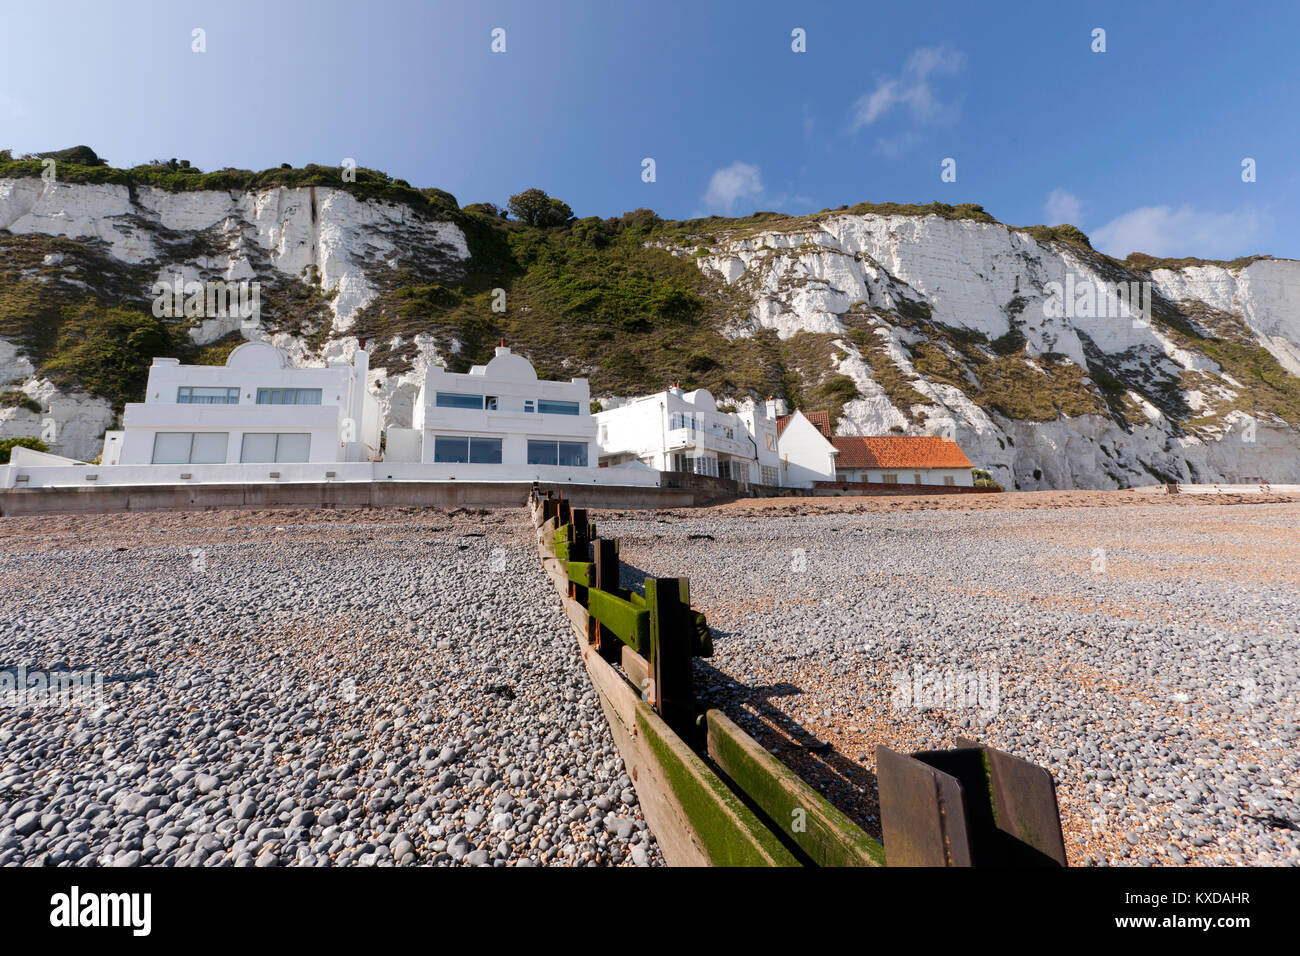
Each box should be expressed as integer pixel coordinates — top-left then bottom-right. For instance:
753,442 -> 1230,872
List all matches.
0,147 -> 459,218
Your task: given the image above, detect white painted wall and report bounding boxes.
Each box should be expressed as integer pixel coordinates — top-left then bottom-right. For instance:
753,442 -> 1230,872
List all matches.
835,466 -> 974,486
416,346 -> 598,479
112,341 -> 380,466
384,427 -> 422,464
596,387 -> 773,485
0,459 -> 661,489
776,411 -> 838,488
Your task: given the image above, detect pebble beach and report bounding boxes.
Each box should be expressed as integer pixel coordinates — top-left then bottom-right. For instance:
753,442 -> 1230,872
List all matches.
0,507 -> 662,867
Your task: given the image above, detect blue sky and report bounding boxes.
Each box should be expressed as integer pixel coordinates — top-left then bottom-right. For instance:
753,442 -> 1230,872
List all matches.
3,0 -> 1299,259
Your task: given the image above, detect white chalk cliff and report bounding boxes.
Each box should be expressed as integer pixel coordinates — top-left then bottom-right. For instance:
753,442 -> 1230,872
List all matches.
2,176 -> 1297,487
682,214 -> 1300,488
0,178 -> 467,460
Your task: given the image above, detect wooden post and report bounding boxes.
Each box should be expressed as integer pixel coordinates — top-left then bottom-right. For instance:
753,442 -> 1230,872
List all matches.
591,538 -> 621,661
876,742 -> 1067,867
542,498 -> 559,525
569,508 -> 590,563
568,507 -> 592,621
647,576 -> 694,737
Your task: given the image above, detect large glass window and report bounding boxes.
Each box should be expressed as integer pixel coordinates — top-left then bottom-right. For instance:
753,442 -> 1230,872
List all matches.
537,399 -> 579,416
151,432 -> 229,464
527,440 -> 558,466
434,436 -> 469,463
529,440 -> 587,466
435,392 -> 484,410
256,388 -> 322,405
240,433 -> 311,463
469,437 -> 503,464
557,441 -> 588,467
435,436 -> 502,464
177,386 -> 239,405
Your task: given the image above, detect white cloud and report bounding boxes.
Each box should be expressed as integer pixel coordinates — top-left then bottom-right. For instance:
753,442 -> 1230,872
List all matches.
702,161 -> 764,215
1091,205 -> 1264,260
1044,189 -> 1083,225
851,45 -> 965,131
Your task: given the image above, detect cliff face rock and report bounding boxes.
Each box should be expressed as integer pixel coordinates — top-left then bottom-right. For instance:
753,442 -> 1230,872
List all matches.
686,214 -> 1300,488
1,175 -> 1296,486
0,178 -> 468,332
0,178 -> 467,459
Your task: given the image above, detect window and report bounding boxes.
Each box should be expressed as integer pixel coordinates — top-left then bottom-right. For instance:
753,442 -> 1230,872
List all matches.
177,386 -> 238,405
523,400 -> 536,414
765,434 -> 776,451
557,442 -> 587,467
152,432 -> 228,464
528,440 -> 588,467
760,465 -> 779,486
485,396 -> 498,411
694,456 -> 719,477
882,473 -> 899,484
537,399 -> 580,416
720,460 -> 750,484
527,440 -> 557,466
435,392 -> 483,410
913,473 -> 922,485
471,438 -> 503,464
240,433 -> 311,463
672,453 -> 695,474
256,388 -> 322,405
434,436 -> 502,464
944,475 -> 956,486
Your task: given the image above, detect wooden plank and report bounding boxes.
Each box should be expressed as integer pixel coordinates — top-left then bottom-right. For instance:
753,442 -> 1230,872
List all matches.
575,639 -> 799,867
564,560 -> 596,587
621,645 -> 651,700
563,594 -> 591,638
587,588 -> 650,653
707,710 -> 885,868
537,516 -> 558,546
539,554 -> 568,596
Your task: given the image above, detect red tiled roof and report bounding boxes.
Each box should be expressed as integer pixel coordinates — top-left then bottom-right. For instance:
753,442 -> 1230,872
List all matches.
776,409 -> 833,438
830,436 -> 973,470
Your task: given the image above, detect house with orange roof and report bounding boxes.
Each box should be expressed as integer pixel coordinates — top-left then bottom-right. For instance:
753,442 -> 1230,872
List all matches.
830,435 -> 975,487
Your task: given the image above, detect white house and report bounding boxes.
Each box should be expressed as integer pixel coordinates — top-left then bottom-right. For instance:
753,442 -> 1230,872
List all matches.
776,408 -> 839,488
108,341 -> 380,467
411,344 -> 600,480
736,400 -> 784,487
595,386 -> 781,487
830,436 -> 975,486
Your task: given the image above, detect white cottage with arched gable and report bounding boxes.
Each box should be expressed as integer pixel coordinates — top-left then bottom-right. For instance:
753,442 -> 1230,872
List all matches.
109,341 -> 380,467
411,345 -> 599,478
